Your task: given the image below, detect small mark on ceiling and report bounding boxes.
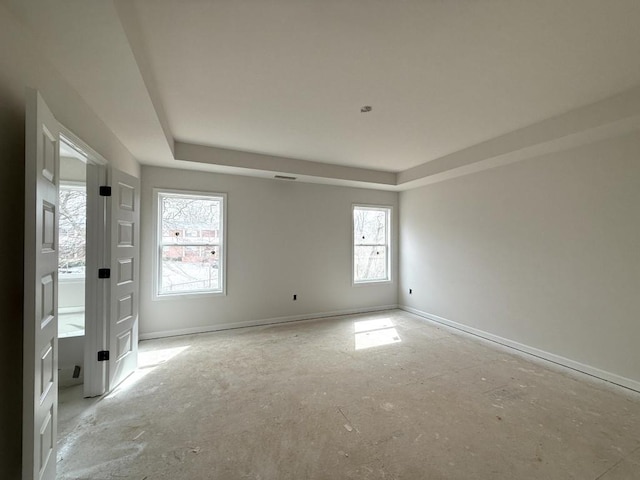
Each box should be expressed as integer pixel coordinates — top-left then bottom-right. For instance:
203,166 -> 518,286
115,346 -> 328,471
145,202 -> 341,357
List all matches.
360,105 -> 372,113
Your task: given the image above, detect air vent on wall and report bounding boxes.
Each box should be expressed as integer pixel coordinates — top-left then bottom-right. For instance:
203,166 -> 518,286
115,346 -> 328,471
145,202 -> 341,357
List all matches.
274,175 -> 297,180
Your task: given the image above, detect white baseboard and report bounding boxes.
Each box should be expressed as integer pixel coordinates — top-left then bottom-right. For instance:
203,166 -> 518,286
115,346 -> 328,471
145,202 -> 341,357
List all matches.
139,304 -> 398,341
400,305 -> 640,394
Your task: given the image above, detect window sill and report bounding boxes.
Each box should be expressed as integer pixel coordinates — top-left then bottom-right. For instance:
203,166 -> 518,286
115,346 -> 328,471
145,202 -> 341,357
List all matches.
153,290 -> 226,301
353,279 -> 393,287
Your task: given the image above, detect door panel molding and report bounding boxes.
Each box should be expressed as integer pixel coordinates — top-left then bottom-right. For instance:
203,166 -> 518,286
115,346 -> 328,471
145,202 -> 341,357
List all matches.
23,89 -> 60,480
107,169 -> 140,391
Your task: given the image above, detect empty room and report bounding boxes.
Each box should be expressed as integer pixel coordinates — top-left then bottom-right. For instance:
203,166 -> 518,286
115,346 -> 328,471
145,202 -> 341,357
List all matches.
1,1 -> 640,479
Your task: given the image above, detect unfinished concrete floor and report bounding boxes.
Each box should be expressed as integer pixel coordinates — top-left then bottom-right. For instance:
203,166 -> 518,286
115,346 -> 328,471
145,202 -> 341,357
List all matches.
57,310 -> 640,479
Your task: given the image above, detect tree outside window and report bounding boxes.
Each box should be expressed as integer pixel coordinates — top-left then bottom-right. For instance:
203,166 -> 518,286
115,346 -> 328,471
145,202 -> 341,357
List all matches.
59,185 -> 86,277
353,205 -> 391,283
157,191 -> 225,296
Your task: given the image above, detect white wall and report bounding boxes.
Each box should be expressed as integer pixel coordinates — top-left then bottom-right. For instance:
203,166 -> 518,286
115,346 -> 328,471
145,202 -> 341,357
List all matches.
59,280 -> 85,312
140,166 -> 399,337
60,156 -> 87,182
58,336 -> 84,388
399,132 -> 640,388
0,4 -> 139,178
0,4 -> 140,476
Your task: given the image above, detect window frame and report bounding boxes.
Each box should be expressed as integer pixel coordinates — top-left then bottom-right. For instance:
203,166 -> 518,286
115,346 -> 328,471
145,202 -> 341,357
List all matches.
352,204 -> 392,285
153,188 -> 227,299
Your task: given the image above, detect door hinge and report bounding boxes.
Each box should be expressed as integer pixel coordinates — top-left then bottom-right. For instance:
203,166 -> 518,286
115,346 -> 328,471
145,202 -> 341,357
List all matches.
99,186 -> 112,197
97,350 -> 110,362
98,268 -> 111,279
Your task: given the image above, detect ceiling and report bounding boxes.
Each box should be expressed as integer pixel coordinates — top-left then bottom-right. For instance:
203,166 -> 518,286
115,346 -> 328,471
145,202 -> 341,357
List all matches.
5,0 -> 640,189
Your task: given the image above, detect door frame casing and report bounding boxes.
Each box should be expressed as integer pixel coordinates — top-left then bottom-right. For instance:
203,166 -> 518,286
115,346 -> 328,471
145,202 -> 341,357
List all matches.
58,126 -> 109,398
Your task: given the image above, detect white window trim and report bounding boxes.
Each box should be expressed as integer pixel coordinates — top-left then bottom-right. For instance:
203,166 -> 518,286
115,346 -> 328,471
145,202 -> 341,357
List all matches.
60,181 -> 86,188
153,188 -> 227,300
352,203 -> 392,286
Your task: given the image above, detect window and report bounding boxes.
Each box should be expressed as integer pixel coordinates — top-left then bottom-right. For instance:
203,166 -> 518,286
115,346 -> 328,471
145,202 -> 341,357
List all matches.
353,205 -> 391,284
156,190 -> 226,296
58,184 -> 87,278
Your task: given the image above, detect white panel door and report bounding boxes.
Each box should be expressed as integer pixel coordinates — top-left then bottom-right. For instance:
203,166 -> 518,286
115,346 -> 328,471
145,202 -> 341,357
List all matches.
23,89 -> 60,480
107,168 -> 140,391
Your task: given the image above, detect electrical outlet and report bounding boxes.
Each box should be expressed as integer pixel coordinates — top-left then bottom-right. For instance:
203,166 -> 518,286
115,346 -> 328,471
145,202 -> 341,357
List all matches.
293,294 -> 297,301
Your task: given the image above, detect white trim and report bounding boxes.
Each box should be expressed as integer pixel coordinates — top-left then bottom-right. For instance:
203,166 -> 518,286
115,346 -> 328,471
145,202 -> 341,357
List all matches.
59,126 -> 108,166
352,203 -> 392,285
59,181 -> 86,189
153,188 -> 227,299
139,304 -> 398,340
57,127 -> 110,397
83,162 -> 108,397
400,305 -> 640,394
152,289 -> 227,302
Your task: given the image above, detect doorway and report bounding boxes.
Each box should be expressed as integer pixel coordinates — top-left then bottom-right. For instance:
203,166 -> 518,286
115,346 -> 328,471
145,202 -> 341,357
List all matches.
57,138 -> 88,388
55,130 -> 110,400
55,132 -> 110,457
